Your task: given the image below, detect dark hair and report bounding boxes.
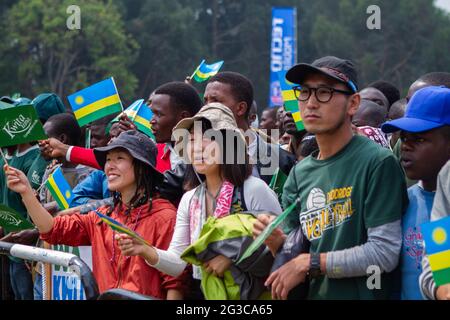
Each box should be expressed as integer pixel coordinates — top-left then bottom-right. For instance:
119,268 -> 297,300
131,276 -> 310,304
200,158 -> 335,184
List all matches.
45,113 -> 82,146
263,106 -> 278,118
356,99 -> 388,128
108,157 -> 158,215
388,98 -> 407,120
183,119 -> 252,191
208,71 -> 254,118
417,72 -> 450,88
367,80 -> 400,107
250,101 -> 258,114
300,134 -> 318,158
154,81 -> 202,116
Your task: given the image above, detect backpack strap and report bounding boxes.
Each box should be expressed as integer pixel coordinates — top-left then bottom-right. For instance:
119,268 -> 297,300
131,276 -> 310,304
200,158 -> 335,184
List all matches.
230,184 -> 248,214
239,184 -> 248,212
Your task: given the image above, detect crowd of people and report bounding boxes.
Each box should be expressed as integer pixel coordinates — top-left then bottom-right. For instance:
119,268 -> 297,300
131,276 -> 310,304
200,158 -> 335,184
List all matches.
0,55 -> 449,300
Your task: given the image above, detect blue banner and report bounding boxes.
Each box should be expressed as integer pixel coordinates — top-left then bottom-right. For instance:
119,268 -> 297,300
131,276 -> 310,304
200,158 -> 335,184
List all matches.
269,7 -> 297,107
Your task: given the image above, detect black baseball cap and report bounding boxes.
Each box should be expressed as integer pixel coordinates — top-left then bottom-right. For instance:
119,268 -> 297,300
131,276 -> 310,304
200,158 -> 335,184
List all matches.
286,56 -> 358,93
94,130 -> 164,185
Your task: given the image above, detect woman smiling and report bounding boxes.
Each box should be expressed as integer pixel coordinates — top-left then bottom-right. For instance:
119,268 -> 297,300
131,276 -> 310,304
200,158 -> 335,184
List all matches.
5,130 -> 185,299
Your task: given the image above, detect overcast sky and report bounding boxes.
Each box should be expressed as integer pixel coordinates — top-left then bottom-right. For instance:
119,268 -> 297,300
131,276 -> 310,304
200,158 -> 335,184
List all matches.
435,0 -> 450,12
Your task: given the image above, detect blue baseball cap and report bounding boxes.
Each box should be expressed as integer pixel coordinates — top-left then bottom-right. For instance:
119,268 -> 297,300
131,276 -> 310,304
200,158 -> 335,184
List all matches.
381,86 -> 450,133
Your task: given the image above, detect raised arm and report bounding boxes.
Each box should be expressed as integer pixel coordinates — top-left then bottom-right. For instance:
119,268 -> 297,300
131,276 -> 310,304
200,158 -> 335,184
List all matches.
4,165 -> 54,233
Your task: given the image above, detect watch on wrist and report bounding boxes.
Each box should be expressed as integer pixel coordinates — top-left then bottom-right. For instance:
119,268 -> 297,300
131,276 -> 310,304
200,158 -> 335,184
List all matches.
309,252 -> 321,279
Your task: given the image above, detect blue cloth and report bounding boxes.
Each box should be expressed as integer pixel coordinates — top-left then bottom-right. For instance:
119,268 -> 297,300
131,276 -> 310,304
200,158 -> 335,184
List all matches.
401,184 -> 435,300
34,273 -> 43,300
9,260 -> 33,300
70,170 -> 109,207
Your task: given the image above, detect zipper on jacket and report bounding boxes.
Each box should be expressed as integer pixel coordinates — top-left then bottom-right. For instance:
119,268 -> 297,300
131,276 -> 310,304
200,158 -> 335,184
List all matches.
115,213 -> 130,289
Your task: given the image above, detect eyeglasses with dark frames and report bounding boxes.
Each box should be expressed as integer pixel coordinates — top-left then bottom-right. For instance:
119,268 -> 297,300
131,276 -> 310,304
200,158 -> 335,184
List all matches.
293,85 -> 354,103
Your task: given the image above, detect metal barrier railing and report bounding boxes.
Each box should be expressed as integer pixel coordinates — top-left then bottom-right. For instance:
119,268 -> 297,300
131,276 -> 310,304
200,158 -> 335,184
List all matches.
0,241 -> 99,300
97,288 -> 156,300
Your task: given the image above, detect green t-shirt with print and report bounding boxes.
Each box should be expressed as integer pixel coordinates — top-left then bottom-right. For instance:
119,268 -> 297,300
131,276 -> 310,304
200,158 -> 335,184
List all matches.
0,150 -> 14,205
282,135 -> 408,300
0,155 -> 4,204
3,145 -> 40,221
27,155 -> 50,190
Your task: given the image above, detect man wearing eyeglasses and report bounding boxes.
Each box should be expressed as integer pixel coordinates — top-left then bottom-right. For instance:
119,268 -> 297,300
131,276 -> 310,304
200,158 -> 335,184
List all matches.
254,56 -> 408,300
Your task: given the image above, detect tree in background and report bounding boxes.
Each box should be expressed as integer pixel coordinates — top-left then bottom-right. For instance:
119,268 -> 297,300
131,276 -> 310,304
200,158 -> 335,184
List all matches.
118,0 -> 205,99
300,0 -> 450,95
1,0 -> 450,106
3,0 -> 138,103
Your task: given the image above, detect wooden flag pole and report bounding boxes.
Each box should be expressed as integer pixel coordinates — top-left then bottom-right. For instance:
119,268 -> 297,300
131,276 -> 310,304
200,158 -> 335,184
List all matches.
189,59 -> 205,80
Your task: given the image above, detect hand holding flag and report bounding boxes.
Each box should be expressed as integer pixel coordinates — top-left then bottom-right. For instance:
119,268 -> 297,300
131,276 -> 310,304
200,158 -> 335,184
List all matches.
4,165 -> 34,196
111,99 -> 155,139
95,210 -> 150,246
237,199 -> 299,264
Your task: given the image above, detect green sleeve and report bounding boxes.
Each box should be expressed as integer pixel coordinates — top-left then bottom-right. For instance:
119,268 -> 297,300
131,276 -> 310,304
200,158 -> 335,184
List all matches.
281,165 -> 300,233
27,156 -> 49,189
364,155 -> 408,229
0,158 -> 4,204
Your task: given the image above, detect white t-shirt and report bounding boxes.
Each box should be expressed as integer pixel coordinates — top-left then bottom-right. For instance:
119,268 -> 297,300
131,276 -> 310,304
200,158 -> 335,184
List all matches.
150,176 -> 282,277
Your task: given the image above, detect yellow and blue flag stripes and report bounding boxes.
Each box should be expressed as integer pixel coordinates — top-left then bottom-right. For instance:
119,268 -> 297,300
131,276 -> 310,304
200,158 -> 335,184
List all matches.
277,71 -> 304,131
422,216 -> 450,285
192,59 -> 224,83
68,77 -> 123,127
122,99 -> 154,139
45,167 -> 74,210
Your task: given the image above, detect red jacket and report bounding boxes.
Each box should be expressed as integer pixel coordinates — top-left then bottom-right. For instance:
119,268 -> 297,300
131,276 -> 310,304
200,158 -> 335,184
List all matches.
40,198 -> 185,299
70,146 -> 101,170
155,143 -> 171,173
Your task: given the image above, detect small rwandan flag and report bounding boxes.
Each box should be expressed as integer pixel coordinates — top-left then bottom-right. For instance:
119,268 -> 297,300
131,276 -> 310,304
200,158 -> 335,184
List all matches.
269,168 -> 288,201
68,77 -> 123,127
191,59 -> 224,83
95,210 -> 150,246
277,71 -> 304,131
45,167 -> 74,210
113,99 -> 155,139
237,199 -> 300,264
422,216 -> 450,286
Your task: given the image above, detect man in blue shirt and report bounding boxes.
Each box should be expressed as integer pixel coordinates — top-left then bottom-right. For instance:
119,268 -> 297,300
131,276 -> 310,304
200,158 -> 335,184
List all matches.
382,85 -> 450,299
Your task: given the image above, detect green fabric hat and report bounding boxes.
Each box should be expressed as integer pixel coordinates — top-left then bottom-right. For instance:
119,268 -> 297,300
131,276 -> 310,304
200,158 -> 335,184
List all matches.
31,93 -> 66,122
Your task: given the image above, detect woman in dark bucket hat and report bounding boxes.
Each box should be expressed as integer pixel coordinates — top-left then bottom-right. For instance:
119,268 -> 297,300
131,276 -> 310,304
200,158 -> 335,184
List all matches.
94,130 -> 165,189
4,130 -> 187,299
